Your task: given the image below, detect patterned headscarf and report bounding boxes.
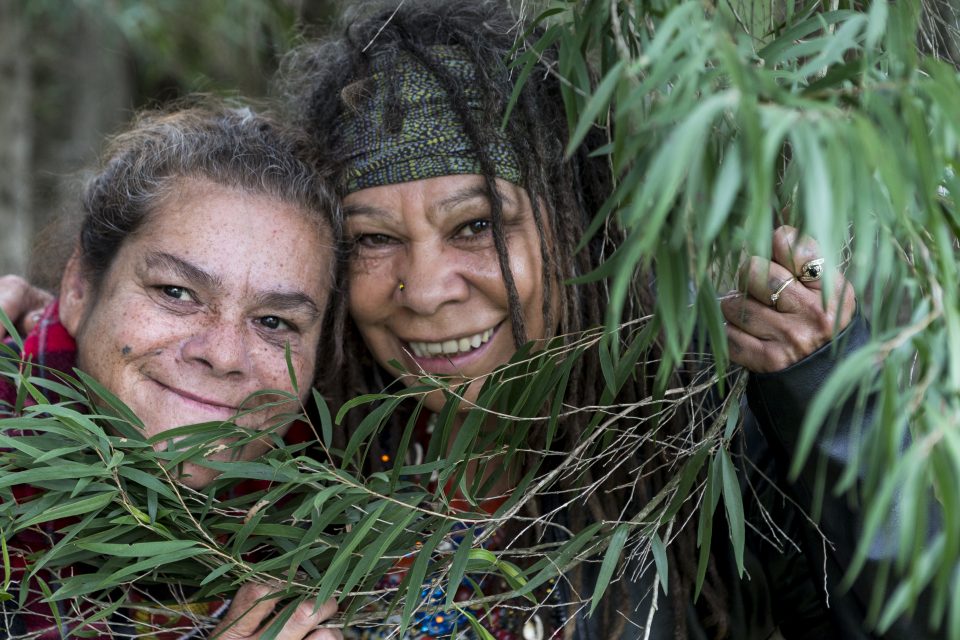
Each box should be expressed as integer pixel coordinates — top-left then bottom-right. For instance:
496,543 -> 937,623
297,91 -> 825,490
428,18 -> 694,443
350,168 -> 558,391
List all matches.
337,45 -> 522,193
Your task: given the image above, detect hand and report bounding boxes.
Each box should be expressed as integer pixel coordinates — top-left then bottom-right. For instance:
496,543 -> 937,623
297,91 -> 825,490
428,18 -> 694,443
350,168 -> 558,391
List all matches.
212,583 -> 342,640
0,275 -> 53,340
721,225 -> 856,373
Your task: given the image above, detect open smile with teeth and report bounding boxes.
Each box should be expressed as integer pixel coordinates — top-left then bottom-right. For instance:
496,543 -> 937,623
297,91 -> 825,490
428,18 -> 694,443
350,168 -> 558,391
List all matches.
407,326 -> 497,358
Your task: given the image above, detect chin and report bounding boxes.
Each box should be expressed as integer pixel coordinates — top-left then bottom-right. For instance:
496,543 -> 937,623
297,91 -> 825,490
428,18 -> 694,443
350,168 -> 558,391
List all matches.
420,378 -> 485,414
177,462 -> 219,490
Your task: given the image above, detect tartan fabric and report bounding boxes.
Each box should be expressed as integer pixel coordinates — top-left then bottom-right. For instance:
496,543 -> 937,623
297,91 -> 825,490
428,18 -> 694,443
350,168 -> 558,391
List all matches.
337,45 -> 523,193
0,300 -> 75,410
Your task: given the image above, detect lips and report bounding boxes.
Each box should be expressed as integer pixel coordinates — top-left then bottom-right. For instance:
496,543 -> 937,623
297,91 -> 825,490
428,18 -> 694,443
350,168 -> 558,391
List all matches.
399,323 -> 503,376
152,380 -> 241,419
407,325 -> 496,358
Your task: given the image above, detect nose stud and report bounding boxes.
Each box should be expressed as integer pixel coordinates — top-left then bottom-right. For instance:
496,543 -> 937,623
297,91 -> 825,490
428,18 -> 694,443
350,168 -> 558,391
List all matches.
398,280 -> 405,291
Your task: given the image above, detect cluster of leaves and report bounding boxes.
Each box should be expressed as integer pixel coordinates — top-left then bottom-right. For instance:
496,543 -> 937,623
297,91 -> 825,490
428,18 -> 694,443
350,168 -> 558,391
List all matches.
511,0 -> 960,633
0,319 -> 731,638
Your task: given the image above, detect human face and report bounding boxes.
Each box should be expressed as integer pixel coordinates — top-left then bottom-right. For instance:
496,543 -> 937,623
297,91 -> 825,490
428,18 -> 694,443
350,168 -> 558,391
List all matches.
344,175 -> 553,412
60,179 -> 331,489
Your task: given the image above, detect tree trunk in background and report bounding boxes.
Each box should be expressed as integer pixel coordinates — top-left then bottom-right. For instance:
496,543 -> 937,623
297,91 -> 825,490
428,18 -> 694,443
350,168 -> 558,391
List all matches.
27,8 -> 133,289
0,2 -> 34,276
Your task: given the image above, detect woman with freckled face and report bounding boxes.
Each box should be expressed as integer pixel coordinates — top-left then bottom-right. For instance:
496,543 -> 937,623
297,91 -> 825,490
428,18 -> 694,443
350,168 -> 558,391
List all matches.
2,105 -> 343,640
60,179 -> 331,489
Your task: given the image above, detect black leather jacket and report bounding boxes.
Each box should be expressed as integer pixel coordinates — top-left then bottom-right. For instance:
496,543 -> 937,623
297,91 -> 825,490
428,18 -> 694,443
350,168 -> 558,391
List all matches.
574,314 -> 949,639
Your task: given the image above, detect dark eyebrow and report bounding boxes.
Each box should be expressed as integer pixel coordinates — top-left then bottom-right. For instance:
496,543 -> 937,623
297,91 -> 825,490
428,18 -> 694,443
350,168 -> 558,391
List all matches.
144,252 -> 222,291
435,185 -> 515,212
342,203 -> 390,219
254,291 -> 321,322
341,184 -> 516,220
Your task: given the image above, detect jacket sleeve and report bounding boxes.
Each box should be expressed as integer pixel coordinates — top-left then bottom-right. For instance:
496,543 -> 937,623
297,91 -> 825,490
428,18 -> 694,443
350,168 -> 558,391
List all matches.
744,313 -> 947,639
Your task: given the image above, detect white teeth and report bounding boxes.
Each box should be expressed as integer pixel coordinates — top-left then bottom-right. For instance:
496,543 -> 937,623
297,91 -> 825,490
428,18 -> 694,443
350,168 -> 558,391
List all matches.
407,326 -> 497,358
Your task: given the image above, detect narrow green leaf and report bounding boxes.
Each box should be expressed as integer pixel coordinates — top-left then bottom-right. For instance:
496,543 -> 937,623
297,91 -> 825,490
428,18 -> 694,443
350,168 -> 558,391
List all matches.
35,575 -> 64,636
0,307 -> 23,352
651,532 -> 669,595
459,608 -> 495,640
312,388 -> 334,449
200,562 -> 236,586
316,502 -> 389,604
342,398 -> 401,465
1,528 -> 10,593
334,393 -> 392,424
73,369 -> 144,433
399,520 -> 454,633
76,540 -> 202,558
703,141 -> 743,243
589,523 -> 628,615
566,60 -> 625,156
259,594 -> 304,640
695,455 -> 720,600
97,547 -> 208,587
17,492 -> 116,530
445,526 -> 476,608
719,448 -> 745,576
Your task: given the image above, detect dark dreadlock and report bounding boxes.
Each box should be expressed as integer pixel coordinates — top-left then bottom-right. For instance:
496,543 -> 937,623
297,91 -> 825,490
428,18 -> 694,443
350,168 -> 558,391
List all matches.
279,1 -> 728,637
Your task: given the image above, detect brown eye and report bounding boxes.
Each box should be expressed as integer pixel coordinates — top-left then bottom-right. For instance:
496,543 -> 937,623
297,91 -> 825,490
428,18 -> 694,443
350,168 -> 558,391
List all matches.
356,233 -> 396,247
160,285 -> 193,302
257,316 -> 292,331
458,219 -> 491,237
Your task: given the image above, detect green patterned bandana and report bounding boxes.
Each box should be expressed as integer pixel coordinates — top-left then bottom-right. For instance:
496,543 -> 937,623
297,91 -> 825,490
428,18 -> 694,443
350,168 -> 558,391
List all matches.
337,45 -> 522,193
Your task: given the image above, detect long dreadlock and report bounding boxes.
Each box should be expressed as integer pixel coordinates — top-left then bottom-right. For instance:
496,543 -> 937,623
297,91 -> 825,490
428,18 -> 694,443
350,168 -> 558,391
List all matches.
279,1 -> 729,636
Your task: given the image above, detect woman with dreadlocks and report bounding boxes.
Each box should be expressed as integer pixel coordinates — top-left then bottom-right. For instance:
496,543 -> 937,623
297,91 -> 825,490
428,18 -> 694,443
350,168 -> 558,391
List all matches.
265,2 -> 921,639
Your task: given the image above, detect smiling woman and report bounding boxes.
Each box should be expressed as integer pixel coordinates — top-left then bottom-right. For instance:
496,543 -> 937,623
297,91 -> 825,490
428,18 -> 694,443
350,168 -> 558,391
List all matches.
272,2 -> 907,639
345,175 -> 554,411
2,104 -> 343,640
59,179 -> 329,488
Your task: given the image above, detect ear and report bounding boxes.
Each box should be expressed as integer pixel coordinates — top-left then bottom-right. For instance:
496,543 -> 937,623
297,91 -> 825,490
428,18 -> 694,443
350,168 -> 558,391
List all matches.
59,249 -> 91,337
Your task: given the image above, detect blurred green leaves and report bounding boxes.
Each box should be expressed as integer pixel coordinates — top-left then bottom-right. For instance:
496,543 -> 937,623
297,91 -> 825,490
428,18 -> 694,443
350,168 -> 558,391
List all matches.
515,0 -> 960,632
21,0 -> 323,96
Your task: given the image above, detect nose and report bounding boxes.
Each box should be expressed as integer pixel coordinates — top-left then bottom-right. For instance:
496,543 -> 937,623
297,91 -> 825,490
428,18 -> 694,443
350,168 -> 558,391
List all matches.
181,318 -> 251,377
398,242 -> 470,316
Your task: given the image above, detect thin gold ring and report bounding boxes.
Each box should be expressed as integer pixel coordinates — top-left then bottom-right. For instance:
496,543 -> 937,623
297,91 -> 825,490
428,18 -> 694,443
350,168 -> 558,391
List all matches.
769,277 -> 795,308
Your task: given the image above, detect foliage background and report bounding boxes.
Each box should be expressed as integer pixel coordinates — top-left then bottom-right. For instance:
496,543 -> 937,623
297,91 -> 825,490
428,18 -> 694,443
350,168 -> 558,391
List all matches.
528,0 -> 960,634
0,0 -> 340,285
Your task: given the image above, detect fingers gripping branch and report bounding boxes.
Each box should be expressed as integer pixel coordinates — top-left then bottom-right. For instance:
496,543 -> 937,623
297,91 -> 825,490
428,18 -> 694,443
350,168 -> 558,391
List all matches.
721,225 -> 856,373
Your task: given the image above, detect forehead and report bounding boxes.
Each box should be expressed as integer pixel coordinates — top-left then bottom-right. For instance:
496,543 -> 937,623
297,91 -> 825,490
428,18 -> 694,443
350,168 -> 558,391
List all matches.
151,178 -> 325,228
125,180 -> 333,292
143,179 -> 327,241
342,175 -> 527,220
